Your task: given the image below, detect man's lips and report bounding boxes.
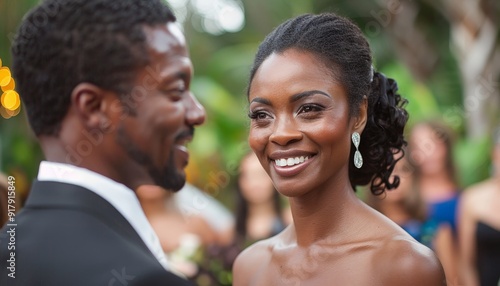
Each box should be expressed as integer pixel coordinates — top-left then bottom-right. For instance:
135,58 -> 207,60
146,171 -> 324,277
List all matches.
175,127 -> 194,146
173,127 -> 195,165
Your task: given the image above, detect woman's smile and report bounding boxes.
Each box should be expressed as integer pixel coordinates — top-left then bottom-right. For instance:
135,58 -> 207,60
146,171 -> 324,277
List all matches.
271,154 -> 315,177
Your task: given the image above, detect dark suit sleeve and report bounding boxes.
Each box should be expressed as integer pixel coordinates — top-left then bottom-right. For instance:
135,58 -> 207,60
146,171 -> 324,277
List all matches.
129,271 -> 194,286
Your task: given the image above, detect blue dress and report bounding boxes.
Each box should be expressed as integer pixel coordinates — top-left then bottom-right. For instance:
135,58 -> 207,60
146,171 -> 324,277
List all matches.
400,219 -> 439,249
406,193 -> 460,248
427,193 -> 460,237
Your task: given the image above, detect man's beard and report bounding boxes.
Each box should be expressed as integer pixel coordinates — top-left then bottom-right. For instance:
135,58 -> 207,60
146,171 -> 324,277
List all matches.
116,124 -> 186,192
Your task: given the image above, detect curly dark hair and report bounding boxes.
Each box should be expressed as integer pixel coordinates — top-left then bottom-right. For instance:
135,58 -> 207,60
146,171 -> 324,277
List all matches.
247,13 -> 409,195
12,0 -> 176,136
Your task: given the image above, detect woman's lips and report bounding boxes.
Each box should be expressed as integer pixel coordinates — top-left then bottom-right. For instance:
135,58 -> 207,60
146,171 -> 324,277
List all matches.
272,155 -> 314,177
274,155 -> 310,167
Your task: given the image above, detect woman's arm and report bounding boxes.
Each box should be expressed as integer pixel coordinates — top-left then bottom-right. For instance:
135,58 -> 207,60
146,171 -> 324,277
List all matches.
434,223 -> 461,285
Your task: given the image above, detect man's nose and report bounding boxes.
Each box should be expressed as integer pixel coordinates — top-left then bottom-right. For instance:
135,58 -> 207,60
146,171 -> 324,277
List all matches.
185,92 -> 206,126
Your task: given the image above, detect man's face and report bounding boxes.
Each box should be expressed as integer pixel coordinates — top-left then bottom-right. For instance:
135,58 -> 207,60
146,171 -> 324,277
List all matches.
114,22 -> 205,192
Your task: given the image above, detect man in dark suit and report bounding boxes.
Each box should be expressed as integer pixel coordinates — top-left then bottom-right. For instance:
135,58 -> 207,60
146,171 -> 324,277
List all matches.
0,0 -> 205,285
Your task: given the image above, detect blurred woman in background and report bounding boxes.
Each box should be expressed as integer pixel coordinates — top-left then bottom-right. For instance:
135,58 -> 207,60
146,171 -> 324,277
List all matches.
234,151 -> 287,245
202,151 -> 288,285
408,120 -> 462,284
368,152 -> 428,243
459,128 -> 500,286
137,185 -> 220,280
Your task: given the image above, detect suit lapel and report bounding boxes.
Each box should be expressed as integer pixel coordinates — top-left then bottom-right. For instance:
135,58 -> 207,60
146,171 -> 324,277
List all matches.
23,181 -> 154,258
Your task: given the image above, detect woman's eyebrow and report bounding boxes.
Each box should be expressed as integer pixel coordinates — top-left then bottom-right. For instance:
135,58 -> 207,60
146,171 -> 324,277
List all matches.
250,90 -> 330,105
290,90 -> 331,103
250,97 -> 272,105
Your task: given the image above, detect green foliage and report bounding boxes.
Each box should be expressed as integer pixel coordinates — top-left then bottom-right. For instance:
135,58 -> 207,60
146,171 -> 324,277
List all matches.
380,62 -> 440,127
454,136 -> 492,188
1,115 -> 42,175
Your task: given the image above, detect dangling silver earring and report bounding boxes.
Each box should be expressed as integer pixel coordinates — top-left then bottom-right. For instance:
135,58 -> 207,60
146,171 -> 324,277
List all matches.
352,132 -> 363,169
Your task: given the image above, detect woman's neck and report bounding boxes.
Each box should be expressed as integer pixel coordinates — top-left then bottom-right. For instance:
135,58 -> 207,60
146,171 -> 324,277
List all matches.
419,173 -> 457,202
288,183 -> 364,247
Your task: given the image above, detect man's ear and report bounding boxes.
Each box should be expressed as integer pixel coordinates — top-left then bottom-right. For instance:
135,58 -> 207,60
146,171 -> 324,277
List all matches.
353,96 -> 368,133
70,83 -> 110,130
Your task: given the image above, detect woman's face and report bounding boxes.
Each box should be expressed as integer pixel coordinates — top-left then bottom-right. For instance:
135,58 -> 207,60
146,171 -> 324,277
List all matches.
409,124 -> 447,176
239,153 -> 275,204
247,49 -> 364,197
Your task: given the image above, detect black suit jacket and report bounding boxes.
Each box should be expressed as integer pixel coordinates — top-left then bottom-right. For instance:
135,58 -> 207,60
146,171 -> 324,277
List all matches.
0,181 -> 193,286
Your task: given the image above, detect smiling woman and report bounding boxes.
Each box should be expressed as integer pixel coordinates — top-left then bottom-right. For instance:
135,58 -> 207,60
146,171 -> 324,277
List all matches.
232,13 -> 447,286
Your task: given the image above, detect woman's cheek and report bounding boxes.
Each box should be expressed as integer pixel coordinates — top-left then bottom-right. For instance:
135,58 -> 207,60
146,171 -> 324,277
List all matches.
248,127 -> 269,153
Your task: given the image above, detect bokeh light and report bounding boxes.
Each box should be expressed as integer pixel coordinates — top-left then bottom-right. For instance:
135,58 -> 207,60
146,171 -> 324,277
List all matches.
0,105 -> 21,119
1,90 -> 21,111
218,4 -> 245,32
167,0 -> 189,25
0,58 -> 21,118
1,77 -> 15,92
167,0 -> 245,35
0,67 -> 12,86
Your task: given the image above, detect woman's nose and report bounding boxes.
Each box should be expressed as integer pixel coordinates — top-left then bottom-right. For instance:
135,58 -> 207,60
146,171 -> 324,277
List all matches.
269,116 -> 302,146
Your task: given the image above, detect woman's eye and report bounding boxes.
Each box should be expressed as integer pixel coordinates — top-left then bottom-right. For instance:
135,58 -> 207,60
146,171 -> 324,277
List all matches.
299,104 -> 323,114
248,111 -> 270,120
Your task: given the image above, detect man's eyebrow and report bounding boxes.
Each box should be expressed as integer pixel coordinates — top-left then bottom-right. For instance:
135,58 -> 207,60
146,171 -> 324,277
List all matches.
290,90 -> 331,103
158,71 -> 190,85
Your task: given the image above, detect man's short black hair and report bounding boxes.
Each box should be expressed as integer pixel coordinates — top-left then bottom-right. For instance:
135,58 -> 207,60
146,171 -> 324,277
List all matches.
12,0 -> 176,136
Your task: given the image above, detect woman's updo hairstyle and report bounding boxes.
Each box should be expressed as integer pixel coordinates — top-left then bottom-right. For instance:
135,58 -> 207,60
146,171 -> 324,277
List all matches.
248,13 -> 408,195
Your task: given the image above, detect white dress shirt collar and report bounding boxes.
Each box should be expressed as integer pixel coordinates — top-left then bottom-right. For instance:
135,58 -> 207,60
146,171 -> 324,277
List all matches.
37,161 -> 169,269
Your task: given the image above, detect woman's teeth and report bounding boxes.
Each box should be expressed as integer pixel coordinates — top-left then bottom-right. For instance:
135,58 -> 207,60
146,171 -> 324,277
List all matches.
275,156 -> 309,167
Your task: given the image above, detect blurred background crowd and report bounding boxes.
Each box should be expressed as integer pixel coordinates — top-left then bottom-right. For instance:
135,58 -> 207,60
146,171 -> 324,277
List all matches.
1,0 -> 499,285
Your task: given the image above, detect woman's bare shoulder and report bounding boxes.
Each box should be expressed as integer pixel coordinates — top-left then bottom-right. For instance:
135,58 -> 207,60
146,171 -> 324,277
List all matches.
374,236 -> 447,286
361,208 -> 446,285
232,237 -> 274,286
463,178 -> 497,201
234,238 -> 273,266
